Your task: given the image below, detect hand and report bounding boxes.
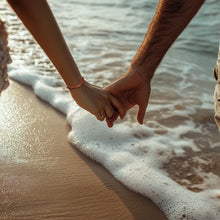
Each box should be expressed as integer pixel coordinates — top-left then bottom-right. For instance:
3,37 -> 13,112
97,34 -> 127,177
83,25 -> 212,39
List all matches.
70,80 -> 125,121
104,67 -> 151,127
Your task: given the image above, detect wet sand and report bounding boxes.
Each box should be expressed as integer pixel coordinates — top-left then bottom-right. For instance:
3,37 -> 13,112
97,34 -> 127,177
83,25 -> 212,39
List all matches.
0,81 -> 166,219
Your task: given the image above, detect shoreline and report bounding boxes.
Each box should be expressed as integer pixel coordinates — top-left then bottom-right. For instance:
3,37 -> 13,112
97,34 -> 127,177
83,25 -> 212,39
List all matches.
0,80 -> 166,219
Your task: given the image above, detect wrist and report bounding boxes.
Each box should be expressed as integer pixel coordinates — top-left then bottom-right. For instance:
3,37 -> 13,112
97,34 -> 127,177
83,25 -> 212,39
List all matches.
129,62 -> 154,84
69,80 -> 88,105
67,77 -> 88,100
66,77 -> 85,90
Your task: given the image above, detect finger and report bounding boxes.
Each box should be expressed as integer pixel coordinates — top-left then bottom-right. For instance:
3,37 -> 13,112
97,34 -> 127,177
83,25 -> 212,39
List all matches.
109,95 -> 125,119
106,111 -> 119,127
96,116 -> 105,121
96,112 -> 106,121
137,103 -> 147,124
104,104 -> 114,119
106,120 -> 113,128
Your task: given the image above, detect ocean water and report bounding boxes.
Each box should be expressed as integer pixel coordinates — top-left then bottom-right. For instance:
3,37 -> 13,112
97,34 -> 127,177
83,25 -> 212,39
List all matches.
1,0 -> 220,219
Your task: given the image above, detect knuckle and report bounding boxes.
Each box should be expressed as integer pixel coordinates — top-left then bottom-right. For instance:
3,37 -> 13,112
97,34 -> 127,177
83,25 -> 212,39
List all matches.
104,94 -> 110,102
108,111 -> 114,119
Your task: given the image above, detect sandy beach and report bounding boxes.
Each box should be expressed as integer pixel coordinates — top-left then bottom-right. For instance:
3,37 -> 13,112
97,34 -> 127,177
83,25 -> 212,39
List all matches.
0,81 -> 166,219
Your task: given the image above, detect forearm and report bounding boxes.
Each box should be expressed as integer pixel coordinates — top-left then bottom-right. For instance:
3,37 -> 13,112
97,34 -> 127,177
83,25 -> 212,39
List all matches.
131,0 -> 205,80
7,0 -> 82,86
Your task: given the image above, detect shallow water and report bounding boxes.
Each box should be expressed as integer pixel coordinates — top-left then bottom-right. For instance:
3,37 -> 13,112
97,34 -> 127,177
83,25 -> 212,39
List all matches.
1,0 -> 220,219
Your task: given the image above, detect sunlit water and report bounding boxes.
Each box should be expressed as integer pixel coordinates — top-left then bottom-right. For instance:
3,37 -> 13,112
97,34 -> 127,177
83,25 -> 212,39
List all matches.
1,0 -> 220,219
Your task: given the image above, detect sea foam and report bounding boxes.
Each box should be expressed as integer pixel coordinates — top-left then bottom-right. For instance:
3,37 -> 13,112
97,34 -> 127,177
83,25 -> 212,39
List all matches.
9,68 -> 220,220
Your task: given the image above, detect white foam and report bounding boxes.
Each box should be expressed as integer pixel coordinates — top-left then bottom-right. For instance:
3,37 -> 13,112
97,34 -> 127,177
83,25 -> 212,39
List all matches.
68,110 -> 220,219
9,68 -> 220,219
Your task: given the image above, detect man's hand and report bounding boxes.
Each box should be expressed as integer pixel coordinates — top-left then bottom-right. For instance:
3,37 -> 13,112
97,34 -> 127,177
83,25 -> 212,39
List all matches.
104,0 -> 205,128
105,67 -> 151,127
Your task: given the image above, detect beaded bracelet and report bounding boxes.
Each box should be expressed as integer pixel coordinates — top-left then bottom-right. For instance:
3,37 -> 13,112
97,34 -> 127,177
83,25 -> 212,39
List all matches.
66,77 -> 85,90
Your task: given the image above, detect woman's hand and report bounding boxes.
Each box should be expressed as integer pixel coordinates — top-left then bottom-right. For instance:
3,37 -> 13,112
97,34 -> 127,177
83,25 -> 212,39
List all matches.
70,80 -> 125,121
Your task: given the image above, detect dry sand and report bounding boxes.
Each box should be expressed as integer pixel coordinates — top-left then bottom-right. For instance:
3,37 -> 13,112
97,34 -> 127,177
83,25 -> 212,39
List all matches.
0,81 -> 166,219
